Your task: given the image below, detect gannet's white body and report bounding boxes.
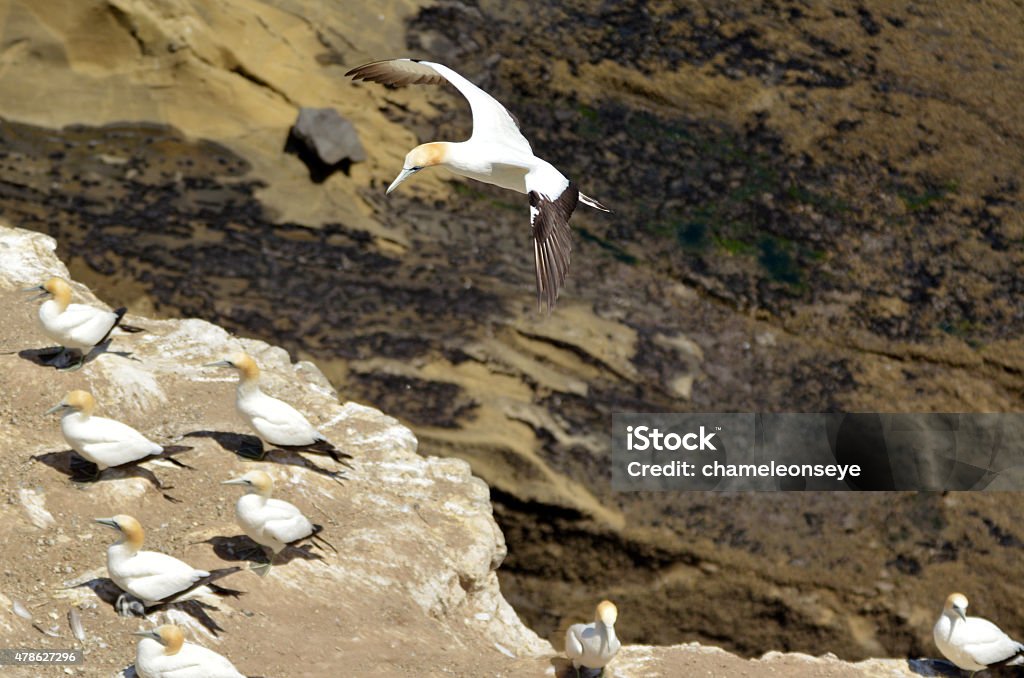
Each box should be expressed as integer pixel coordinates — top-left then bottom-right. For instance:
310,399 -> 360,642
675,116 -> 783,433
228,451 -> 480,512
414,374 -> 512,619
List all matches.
347,58 -> 611,310
223,470 -> 316,554
207,353 -> 330,448
934,592 -> 1024,675
31,277 -> 123,351
97,515 -> 236,607
48,390 -> 162,470
134,624 -> 244,678
565,600 -> 620,674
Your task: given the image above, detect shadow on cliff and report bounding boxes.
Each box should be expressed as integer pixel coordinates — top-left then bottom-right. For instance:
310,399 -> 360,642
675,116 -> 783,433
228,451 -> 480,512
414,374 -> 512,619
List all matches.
906,658 -> 967,675
16,341 -> 138,370
70,576 -> 233,635
32,449 -> 189,502
183,430 -> 348,482
197,534 -> 324,567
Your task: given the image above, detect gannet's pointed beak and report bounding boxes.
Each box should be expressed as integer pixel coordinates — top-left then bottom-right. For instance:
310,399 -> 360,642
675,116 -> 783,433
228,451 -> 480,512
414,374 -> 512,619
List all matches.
44,402 -> 68,416
203,360 -> 233,368
22,285 -> 48,301
94,518 -> 119,530
221,478 -> 248,486
130,630 -> 162,641
386,167 -> 418,195
955,607 -> 967,622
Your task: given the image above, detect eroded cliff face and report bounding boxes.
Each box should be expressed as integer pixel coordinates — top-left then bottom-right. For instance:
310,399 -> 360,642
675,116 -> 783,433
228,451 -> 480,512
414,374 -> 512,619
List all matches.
1,0 -> 1023,665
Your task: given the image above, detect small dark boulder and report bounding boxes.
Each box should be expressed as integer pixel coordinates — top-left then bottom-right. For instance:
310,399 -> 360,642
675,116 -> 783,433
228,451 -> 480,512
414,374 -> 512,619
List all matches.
286,107 -> 366,183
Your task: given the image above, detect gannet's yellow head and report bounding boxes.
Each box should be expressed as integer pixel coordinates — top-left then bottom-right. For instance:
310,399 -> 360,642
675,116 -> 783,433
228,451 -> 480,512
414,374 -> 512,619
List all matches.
204,352 -> 260,383
45,389 -> 96,417
45,277 -> 72,300
597,600 -> 618,626
945,592 -> 968,621
222,469 -> 274,497
132,624 -> 185,656
387,143 -> 448,194
95,514 -> 145,550
24,276 -> 72,307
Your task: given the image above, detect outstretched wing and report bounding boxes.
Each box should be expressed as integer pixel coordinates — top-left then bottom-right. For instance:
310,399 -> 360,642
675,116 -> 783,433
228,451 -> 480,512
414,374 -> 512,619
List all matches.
346,58 -> 532,152
526,164 -> 578,312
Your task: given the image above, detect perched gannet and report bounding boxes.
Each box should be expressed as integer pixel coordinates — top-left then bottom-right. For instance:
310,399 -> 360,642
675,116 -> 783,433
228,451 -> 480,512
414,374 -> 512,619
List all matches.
24,276 -> 140,370
565,600 -> 620,677
133,624 -> 244,678
934,592 -> 1024,676
205,353 -> 353,467
222,470 -> 331,556
347,59 -> 611,310
46,390 -> 164,475
96,515 -> 242,613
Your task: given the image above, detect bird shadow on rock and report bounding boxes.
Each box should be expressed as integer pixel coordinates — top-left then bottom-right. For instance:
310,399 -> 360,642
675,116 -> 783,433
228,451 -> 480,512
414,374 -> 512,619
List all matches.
549,657 -> 576,677
72,577 -> 229,636
198,535 -> 323,567
554,661 -> 605,678
17,340 -> 139,370
32,450 -> 184,503
906,658 -> 970,676
184,430 -> 346,483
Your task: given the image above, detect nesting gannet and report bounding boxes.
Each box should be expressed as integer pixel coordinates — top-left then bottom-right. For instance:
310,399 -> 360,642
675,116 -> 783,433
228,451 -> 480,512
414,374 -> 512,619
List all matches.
46,390 -> 164,476
133,624 -> 244,678
222,470 -> 332,556
96,515 -> 243,614
24,276 -> 140,370
934,592 -> 1024,676
205,353 -> 353,468
346,59 -> 611,311
565,600 -> 620,677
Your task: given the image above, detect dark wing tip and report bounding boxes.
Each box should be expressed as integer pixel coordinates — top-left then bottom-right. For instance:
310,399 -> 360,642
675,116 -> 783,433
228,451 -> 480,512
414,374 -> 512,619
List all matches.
529,185 -> 580,312
346,59 -> 447,87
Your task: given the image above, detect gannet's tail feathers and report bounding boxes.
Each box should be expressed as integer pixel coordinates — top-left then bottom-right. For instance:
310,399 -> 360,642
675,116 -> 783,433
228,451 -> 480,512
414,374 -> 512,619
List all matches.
579,192 -> 612,213
309,524 -> 338,553
96,307 -> 128,346
156,566 -> 244,606
96,307 -> 146,348
158,445 -> 196,469
528,182 -> 579,313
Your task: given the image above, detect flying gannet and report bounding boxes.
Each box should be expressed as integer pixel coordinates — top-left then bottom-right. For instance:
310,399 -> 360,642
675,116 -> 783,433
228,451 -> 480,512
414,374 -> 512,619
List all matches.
565,600 -> 620,677
24,276 -> 141,370
205,353 -> 353,469
133,624 -> 244,678
222,470 -> 334,574
346,58 -> 611,311
96,515 -> 243,615
934,592 -> 1024,676
46,390 -> 166,477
